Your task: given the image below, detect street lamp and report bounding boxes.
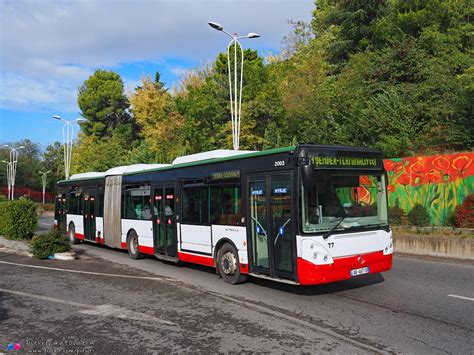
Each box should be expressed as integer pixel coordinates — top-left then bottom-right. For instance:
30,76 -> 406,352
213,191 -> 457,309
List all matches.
208,21 -> 260,150
2,145 -> 25,200
38,170 -> 51,205
52,115 -> 87,180
1,160 -> 12,200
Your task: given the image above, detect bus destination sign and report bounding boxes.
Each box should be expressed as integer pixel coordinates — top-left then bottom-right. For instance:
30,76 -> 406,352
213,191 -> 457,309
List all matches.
210,169 -> 240,180
310,154 -> 381,169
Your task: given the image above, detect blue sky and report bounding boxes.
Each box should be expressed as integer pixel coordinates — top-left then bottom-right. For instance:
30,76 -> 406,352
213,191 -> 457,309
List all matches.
0,0 -> 314,149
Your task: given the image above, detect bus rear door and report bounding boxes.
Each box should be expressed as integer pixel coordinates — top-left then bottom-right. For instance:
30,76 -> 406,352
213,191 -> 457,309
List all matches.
153,185 -> 177,258
83,194 -> 96,242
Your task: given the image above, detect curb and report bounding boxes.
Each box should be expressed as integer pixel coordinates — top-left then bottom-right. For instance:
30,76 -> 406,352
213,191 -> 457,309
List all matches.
0,238 -> 77,260
51,252 -> 76,261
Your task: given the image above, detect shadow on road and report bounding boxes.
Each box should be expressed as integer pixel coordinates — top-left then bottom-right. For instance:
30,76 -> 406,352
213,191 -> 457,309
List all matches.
76,241 -> 386,295
249,273 -> 385,295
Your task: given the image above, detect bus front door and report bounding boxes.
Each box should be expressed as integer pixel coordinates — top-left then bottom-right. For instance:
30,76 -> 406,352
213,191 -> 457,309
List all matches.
57,194 -> 67,233
83,195 -> 96,242
248,173 -> 294,280
153,186 -> 177,258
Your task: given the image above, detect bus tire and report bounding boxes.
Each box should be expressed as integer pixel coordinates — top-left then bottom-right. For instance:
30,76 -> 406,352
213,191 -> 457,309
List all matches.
127,230 -> 143,260
68,223 -> 78,245
217,243 -> 248,285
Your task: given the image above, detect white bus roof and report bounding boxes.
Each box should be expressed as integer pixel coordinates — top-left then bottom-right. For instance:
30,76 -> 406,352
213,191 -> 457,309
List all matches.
69,172 -> 105,180
172,149 -> 257,165
105,164 -> 170,175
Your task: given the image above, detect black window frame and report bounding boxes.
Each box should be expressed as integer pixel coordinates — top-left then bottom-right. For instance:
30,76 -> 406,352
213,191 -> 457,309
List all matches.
122,184 -> 152,221
181,185 -> 209,225
209,183 -> 242,226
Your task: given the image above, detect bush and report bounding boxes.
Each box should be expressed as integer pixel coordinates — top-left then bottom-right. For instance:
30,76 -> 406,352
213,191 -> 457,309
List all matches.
31,229 -> 71,259
454,194 -> 474,228
388,204 -> 406,225
0,197 -> 37,239
407,204 -> 431,226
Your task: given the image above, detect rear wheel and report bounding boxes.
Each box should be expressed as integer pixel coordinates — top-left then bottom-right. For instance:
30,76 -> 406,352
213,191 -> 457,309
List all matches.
68,223 -> 78,245
217,243 -> 248,284
127,230 -> 143,260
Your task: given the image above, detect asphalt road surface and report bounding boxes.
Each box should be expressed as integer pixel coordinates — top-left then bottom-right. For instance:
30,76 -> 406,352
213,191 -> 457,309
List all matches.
0,217 -> 472,353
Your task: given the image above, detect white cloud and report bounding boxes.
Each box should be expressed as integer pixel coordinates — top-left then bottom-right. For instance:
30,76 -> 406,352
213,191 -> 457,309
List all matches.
0,73 -> 80,112
0,0 -> 314,112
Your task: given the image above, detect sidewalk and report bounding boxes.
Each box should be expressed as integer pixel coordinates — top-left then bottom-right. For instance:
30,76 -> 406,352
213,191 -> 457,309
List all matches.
0,235 -> 32,257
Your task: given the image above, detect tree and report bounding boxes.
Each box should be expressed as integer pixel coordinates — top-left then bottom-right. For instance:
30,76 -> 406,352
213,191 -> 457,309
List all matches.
77,69 -> 135,141
13,140 -> 42,190
312,0 -> 390,69
70,134 -> 128,174
42,142 -> 65,189
129,75 -> 186,163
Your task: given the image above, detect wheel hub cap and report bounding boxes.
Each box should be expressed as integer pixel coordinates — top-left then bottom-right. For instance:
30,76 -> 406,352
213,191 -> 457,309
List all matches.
222,252 -> 237,275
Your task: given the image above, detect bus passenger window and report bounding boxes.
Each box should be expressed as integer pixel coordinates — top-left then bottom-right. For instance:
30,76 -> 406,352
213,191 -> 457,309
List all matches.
210,186 -> 241,225
123,186 -> 151,220
182,187 -> 209,224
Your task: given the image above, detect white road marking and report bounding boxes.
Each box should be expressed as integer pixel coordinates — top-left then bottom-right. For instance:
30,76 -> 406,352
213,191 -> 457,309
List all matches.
40,222 -> 52,226
0,260 -> 174,281
448,294 -> 474,302
0,287 -> 175,325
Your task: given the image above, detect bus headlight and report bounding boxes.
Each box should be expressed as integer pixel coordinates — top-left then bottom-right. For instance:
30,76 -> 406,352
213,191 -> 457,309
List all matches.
383,236 -> 394,255
301,239 -> 333,265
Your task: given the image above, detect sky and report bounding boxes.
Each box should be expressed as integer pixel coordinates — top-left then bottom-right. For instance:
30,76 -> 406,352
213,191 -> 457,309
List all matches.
0,0 -> 314,149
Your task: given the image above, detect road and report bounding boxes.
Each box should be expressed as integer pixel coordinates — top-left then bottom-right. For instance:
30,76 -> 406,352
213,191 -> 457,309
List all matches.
0,216 -> 472,353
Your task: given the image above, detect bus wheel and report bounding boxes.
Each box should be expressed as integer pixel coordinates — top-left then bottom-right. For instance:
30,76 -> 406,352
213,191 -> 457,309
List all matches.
217,243 -> 248,285
127,231 -> 143,260
68,224 -> 78,245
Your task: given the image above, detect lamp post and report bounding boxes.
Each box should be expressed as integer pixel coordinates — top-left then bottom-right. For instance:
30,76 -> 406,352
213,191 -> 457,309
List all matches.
2,145 -> 25,200
208,21 -> 260,150
52,115 -> 87,180
1,160 -> 12,200
39,170 -> 51,205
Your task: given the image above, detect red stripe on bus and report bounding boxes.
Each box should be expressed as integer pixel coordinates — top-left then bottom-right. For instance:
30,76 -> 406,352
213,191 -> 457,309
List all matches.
121,242 -> 127,249
75,233 -> 85,240
95,236 -> 99,243
297,251 -> 392,286
240,263 -> 249,274
138,245 -> 155,255
178,252 -> 214,267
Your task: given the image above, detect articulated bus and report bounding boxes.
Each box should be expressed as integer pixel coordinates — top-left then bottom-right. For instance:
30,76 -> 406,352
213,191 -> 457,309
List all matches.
54,145 -> 393,285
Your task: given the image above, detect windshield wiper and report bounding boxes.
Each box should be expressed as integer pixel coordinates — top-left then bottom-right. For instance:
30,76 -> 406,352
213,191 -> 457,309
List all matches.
322,216 -> 347,240
365,223 -> 390,232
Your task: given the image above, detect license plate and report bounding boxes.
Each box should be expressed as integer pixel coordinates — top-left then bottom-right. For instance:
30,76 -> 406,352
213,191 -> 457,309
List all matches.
350,266 -> 370,277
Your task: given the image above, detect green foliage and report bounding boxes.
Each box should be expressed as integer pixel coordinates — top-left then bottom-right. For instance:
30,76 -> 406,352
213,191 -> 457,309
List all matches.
388,201 -> 406,225
408,204 -> 431,226
0,198 -> 37,240
31,229 -> 71,259
42,141 -> 65,188
67,0 -> 472,175
454,194 -> 474,228
78,69 -> 135,141
71,133 -> 128,174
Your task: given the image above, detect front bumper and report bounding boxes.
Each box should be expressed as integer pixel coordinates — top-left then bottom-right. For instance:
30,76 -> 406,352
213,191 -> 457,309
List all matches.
297,251 -> 392,285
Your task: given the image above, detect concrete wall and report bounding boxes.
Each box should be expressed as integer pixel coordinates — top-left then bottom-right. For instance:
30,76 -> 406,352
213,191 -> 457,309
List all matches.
394,234 -> 474,260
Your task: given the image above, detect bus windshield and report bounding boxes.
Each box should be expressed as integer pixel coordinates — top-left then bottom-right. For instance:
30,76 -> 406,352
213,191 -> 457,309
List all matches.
301,171 -> 388,233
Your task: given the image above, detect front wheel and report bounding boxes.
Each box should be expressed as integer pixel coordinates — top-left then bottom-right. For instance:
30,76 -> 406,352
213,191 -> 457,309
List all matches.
68,224 -> 78,245
217,243 -> 248,285
127,230 -> 143,260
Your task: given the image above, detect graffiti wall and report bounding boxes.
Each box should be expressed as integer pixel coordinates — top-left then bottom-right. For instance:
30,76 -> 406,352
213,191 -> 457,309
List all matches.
384,152 -> 474,225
